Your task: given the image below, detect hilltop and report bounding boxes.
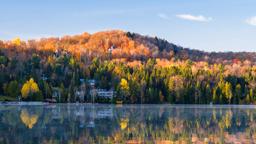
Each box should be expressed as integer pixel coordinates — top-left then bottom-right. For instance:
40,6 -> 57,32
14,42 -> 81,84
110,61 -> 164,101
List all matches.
1,30 -> 256,64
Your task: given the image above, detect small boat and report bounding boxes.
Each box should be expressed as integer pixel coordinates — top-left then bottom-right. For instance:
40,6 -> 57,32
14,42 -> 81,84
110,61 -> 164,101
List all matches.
45,99 -> 57,103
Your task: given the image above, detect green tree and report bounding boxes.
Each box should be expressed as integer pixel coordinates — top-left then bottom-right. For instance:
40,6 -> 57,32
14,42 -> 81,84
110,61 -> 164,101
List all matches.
43,81 -> 51,99
0,56 -> 8,66
5,81 -> 19,98
31,54 -> 40,69
234,84 -> 241,104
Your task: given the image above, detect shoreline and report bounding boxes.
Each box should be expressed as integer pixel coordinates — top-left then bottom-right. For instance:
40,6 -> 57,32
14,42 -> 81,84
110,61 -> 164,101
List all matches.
1,101 -> 256,108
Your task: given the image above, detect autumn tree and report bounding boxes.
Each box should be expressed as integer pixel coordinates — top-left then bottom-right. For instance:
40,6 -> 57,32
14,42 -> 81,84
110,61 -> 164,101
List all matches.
224,82 -> 233,104
21,78 -> 42,101
12,37 -> 21,46
168,76 -> 185,103
118,78 -> 130,102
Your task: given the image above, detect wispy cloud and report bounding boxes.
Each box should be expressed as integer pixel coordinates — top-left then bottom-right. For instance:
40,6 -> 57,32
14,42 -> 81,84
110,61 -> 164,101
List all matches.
158,13 -> 170,20
245,16 -> 256,26
176,14 -> 212,22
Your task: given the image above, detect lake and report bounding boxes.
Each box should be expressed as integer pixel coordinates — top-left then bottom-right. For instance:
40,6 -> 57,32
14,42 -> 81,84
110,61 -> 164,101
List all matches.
0,103 -> 255,144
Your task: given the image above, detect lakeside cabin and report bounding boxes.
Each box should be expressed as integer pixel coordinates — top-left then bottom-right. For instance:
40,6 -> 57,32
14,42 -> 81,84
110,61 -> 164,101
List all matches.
87,79 -> 116,100
96,89 -> 115,99
46,79 -> 116,103
90,89 -> 115,100
87,79 -> 96,87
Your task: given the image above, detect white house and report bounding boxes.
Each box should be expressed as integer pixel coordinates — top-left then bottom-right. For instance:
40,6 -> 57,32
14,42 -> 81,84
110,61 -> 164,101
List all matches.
87,79 -> 96,87
90,89 -> 115,99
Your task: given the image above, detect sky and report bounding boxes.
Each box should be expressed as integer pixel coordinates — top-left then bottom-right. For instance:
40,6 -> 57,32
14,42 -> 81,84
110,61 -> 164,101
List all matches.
1,0 -> 256,52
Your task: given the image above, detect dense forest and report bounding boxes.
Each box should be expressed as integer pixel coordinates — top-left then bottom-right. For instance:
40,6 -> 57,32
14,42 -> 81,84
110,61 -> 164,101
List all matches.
1,30 -> 256,104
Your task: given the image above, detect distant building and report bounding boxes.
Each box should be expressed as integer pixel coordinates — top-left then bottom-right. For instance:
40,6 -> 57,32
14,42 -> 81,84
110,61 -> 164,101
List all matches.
108,45 -> 115,59
80,78 -> 85,84
54,49 -> 61,58
87,79 -> 96,87
108,45 -> 115,53
87,79 -> 116,102
41,74 -> 48,81
90,89 -> 115,100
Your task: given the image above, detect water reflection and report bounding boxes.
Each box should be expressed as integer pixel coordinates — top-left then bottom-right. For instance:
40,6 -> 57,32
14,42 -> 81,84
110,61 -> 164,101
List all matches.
20,109 -> 39,129
0,104 -> 255,143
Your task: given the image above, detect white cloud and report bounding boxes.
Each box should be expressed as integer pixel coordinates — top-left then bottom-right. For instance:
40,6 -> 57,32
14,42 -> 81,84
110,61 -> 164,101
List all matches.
158,13 -> 170,20
246,16 -> 256,26
176,14 -> 212,22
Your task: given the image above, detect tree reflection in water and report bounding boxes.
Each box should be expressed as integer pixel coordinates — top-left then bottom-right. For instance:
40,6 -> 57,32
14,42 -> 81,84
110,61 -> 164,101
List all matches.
20,109 -> 39,129
0,104 -> 255,143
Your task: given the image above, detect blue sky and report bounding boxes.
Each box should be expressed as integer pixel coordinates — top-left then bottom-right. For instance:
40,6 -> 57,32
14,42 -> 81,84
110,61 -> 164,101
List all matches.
1,0 -> 256,52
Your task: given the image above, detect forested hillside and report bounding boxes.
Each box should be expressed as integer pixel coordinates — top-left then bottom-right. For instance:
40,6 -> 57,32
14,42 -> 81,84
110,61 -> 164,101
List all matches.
1,30 -> 256,104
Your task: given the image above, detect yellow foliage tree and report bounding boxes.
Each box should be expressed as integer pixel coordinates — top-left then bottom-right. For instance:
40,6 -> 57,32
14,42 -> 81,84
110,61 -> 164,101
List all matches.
120,78 -> 129,91
118,78 -> 130,102
21,78 -> 40,99
31,82 -> 39,93
69,57 -> 75,67
21,84 -> 30,98
12,37 -> 21,46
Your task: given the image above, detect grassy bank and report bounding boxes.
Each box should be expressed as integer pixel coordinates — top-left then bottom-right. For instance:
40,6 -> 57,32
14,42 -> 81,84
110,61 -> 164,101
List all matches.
0,96 -> 17,101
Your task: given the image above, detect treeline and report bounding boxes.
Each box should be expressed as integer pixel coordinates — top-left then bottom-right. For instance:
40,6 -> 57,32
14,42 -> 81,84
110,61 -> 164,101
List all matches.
127,32 -> 256,63
1,30 -> 256,104
1,47 -> 256,104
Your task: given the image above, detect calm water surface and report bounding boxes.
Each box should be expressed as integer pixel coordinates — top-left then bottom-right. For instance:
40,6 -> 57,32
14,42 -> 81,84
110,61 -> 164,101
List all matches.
0,103 -> 256,144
